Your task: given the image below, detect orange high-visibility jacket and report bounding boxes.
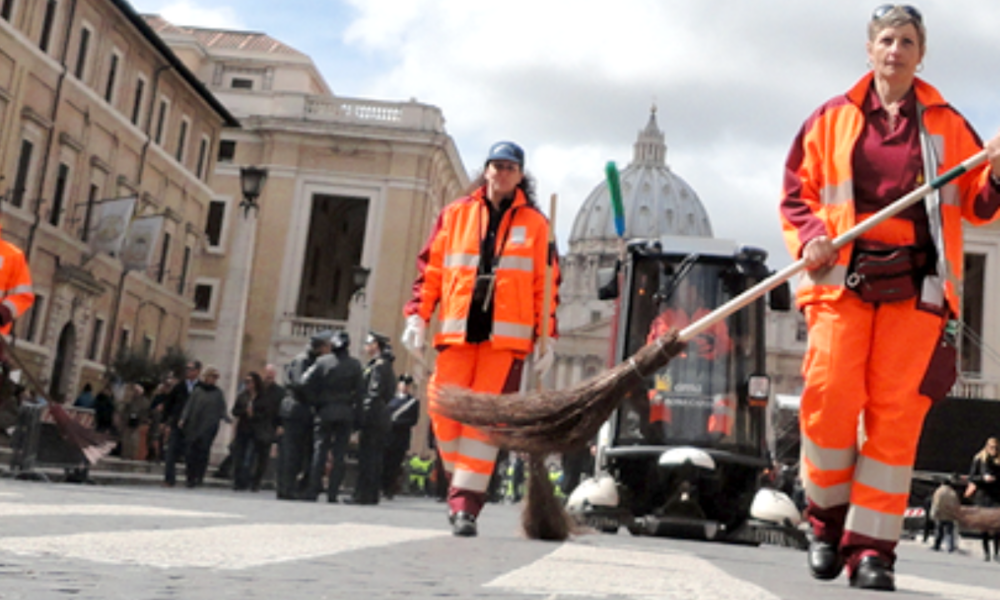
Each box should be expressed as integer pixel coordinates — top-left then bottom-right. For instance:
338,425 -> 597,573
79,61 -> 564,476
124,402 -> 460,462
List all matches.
780,73 -> 1000,315
0,232 -> 34,335
406,186 -> 559,353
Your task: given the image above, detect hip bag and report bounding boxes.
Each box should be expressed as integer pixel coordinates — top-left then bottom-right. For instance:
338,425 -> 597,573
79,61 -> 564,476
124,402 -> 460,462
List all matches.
845,240 -> 931,303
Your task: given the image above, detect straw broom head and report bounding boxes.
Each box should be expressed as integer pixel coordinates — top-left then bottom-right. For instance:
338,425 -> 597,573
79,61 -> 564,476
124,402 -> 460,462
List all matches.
435,329 -> 686,455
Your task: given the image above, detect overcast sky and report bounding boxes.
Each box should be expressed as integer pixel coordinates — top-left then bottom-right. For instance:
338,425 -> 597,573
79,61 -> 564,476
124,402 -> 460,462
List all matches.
129,0 -> 1000,269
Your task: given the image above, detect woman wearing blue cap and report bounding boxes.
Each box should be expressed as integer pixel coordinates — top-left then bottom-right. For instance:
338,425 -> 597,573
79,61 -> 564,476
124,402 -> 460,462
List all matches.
402,141 -> 560,536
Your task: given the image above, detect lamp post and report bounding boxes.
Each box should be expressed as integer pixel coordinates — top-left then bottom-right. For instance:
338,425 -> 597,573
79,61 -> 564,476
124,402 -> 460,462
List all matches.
212,166 -> 268,459
238,166 -> 268,216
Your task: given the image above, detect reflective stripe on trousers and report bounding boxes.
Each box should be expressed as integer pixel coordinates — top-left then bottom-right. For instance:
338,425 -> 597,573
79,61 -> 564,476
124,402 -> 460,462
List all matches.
800,291 -> 941,552
428,341 -> 523,493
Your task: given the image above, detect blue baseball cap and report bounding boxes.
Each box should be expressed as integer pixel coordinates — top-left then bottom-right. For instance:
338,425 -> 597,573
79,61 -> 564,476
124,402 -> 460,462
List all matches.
485,141 -> 525,168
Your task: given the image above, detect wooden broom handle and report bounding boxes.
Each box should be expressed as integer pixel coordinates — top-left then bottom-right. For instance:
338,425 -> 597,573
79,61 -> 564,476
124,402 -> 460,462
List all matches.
535,193 -> 557,391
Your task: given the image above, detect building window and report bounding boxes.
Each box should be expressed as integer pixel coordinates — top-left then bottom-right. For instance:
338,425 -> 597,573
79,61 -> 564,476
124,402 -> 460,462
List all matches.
795,318 -> 808,343
193,281 -> 215,315
10,139 -> 33,208
157,231 -> 171,284
131,76 -> 146,126
231,77 -> 253,90
178,245 -> 191,295
217,139 -> 236,162
104,51 -> 120,104
80,183 -> 98,241
205,200 -> 226,248
962,253 -> 986,376
175,118 -> 189,163
39,1 -> 58,53
50,162 -> 70,227
195,136 -> 209,180
74,25 -> 92,80
117,327 -> 131,357
24,294 -> 45,343
154,98 -> 169,145
87,317 -> 104,361
1,0 -> 14,21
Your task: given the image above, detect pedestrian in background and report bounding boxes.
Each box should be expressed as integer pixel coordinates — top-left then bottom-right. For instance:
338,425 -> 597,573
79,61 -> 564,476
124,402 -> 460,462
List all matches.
162,360 -> 201,487
401,140 -> 559,536
352,331 -> 394,505
965,437 -> 1000,561
231,371 -> 263,491
303,330 -> 364,502
382,374 -> 420,500
779,5 -> 1000,591
277,333 -> 326,500
117,382 -> 150,461
179,365 -> 229,488
73,383 -> 95,410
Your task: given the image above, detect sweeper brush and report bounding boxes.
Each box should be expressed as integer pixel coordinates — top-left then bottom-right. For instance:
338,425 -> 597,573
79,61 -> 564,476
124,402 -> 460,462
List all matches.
435,330 -> 686,455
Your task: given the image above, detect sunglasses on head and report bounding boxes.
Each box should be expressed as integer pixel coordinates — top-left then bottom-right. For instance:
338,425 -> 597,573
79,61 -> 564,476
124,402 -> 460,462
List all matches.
871,4 -> 922,24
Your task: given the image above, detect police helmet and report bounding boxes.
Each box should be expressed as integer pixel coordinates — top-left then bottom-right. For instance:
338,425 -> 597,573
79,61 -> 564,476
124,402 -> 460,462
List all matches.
330,330 -> 350,351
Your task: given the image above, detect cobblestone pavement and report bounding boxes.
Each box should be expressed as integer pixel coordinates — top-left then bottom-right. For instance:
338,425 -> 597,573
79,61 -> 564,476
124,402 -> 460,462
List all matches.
1,478 -> 998,599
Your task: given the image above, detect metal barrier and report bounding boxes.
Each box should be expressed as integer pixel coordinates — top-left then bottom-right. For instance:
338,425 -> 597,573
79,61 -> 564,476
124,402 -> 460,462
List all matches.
7,403 -> 95,480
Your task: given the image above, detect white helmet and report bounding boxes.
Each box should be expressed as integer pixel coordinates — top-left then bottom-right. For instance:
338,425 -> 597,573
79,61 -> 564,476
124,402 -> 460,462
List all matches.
566,474 -> 619,512
750,488 -> 802,526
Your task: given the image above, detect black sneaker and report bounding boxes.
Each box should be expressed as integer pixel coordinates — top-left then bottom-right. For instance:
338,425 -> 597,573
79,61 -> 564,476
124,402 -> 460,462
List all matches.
849,555 -> 895,591
451,511 -> 477,537
807,539 -> 844,580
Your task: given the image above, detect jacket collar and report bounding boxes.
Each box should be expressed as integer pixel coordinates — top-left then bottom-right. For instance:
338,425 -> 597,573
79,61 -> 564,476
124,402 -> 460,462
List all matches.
846,72 -> 947,110
472,185 -> 529,210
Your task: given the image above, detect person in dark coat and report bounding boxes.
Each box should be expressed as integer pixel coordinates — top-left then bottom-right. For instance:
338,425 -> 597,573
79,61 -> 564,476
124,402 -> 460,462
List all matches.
277,334 -> 329,500
381,374 -> 420,499
303,330 -> 364,502
966,437 -> 1000,561
162,360 -> 201,487
178,365 -> 229,488
231,371 -> 263,491
352,331 -> 395,505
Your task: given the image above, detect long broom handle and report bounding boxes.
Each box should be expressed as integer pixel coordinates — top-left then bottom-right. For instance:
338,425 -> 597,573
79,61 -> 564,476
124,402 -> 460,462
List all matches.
678,149 -> 989,344
535,193 -> 557,391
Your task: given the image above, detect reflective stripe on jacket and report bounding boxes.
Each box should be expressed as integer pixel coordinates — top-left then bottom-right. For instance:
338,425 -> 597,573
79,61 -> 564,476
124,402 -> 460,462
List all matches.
405,186 -> 559,353
0,237 -> 34,335
780,73 -> 1000,315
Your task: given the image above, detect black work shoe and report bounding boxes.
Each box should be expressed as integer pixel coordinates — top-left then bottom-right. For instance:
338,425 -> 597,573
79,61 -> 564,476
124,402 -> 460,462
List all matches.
807,539 -> 844,580
849,556 -> 895,591
451,511 -> 477,537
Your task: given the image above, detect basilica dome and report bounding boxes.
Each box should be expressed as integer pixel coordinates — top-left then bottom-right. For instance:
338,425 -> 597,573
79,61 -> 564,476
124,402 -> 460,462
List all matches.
569,108 -> 712,248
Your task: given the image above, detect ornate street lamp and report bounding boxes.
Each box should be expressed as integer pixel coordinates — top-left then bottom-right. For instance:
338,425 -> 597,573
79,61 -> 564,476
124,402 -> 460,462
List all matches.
351,265 -> 371,302
239,166 -> 268,216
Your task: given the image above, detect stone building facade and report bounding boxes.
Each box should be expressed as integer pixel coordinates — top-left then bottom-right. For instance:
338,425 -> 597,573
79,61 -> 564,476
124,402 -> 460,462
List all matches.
0,0 -> 235,402
145,17 -> 469,452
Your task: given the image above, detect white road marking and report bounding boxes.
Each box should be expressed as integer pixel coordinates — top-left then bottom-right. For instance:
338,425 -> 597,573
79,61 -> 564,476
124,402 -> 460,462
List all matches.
485,543 -> 780,599
0,523 -> 447,569
897,575 -> 998,599
0,503 -> 238,518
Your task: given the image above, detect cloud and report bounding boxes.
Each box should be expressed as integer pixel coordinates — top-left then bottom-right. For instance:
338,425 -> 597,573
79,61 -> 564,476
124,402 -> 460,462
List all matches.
332,0 -> 1000,269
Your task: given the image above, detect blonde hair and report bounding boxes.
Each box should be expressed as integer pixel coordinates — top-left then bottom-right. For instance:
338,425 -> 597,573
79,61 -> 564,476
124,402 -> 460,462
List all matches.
974,436 -> 999,464
868,5 -> 926,51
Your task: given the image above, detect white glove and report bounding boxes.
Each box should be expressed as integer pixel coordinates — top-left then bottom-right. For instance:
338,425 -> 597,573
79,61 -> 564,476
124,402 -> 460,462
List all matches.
401,314 -> 426,354
533,344 -> 555,377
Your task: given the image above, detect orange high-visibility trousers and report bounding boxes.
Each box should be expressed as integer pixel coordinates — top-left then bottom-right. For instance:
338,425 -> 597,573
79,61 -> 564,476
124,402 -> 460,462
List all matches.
428,341 -> 523,515
800,291 -> 943,566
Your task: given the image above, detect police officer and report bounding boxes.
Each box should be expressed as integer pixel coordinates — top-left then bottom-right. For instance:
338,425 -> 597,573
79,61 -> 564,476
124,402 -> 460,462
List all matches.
381,374 -> 420,499
276,331 -> 329,500
303,330 -> 365,503
351,331 -> 395,505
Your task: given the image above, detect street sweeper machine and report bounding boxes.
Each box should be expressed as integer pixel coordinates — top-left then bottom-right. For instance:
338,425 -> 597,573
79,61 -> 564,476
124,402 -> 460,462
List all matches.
567,235 -> 806,548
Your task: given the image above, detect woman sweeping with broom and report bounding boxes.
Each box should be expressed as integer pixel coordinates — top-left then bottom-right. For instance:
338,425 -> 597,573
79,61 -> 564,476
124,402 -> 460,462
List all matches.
401,141 -> 559,537
781,5 -> 1000,592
